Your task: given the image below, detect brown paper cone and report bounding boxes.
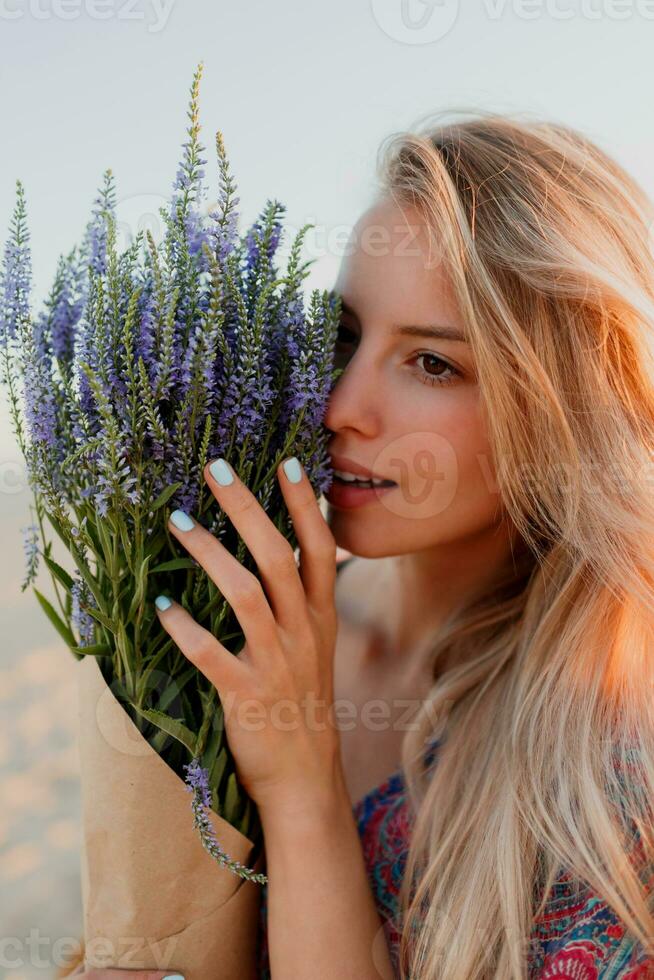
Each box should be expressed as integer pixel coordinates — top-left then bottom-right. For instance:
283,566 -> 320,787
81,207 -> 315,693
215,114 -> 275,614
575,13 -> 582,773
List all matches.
77,654 -> 265,980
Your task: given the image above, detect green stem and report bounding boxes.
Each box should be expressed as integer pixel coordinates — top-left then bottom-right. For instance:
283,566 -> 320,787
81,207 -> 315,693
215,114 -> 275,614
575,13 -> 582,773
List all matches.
34,497 -> 68,623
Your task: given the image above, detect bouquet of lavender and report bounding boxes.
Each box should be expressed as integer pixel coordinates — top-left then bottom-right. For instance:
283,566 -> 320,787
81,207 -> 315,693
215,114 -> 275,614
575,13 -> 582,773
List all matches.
1,63 -> 341,977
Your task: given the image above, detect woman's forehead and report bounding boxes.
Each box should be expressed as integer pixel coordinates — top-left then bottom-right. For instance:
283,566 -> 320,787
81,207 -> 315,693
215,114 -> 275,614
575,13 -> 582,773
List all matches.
334,236 -> 460,328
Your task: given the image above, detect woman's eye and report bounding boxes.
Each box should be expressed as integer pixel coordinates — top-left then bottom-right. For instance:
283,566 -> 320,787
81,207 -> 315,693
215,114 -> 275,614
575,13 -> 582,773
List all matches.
414,352 -> 460,387
333,323 -> 461,389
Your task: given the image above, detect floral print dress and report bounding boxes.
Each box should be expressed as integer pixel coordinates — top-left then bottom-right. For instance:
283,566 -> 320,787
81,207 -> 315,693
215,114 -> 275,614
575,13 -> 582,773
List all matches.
256,737 -> 653,977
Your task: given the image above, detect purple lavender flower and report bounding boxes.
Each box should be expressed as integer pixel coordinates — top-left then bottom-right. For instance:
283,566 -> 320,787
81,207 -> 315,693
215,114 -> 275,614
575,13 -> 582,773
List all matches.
184,757 -> 267,884
207,130 -> 241,266
242,200 -> 285,307
19,522 -> 39,592
0,181 -> 31,351
71,575 -> 97,647
0,61 -> 340,886
183,757 -> 212,807
45,250 -> 85,366
24,310 -> 59,450
81,170 -> 116,278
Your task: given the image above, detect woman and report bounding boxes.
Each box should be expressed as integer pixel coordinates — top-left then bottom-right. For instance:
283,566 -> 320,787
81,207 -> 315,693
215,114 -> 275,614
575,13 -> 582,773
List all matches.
70,113 -> 654,978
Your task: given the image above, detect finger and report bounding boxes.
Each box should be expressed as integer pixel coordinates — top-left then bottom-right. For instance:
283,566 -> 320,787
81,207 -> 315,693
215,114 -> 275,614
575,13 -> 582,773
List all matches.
276,457 -> 338,617
154,595 -> 253,691
165,510 -> 283,666
202,457 -> 308,632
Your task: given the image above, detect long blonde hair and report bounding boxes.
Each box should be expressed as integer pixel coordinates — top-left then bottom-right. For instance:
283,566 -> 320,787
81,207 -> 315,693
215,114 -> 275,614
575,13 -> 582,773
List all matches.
376,113 -> 654,978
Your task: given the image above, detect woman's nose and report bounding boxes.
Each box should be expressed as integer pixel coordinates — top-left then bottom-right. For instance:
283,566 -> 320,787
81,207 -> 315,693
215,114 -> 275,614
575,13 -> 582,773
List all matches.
323,353 -> 383,436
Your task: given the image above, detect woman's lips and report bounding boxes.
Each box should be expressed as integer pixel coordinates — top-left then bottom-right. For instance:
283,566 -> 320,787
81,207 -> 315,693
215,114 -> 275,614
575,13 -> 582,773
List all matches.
324,478 -> 397,509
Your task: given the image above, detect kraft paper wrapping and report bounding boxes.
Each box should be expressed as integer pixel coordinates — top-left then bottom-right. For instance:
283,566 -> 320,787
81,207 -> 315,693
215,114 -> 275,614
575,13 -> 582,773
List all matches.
77,654 -> 265,979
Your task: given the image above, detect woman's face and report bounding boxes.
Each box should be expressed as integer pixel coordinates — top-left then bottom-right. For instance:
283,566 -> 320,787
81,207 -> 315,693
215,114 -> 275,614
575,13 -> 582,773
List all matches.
324,195 -> 508,560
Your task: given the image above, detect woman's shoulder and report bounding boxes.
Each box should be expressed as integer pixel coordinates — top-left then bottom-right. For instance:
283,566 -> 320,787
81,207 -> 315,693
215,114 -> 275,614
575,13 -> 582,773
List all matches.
351,738 -> 654,978
351,737 -> 441,915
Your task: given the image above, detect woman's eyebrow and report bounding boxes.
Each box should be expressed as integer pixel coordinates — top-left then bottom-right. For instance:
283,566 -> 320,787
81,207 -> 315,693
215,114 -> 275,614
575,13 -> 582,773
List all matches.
339,298 -> 469,344
392,323 -> 469,343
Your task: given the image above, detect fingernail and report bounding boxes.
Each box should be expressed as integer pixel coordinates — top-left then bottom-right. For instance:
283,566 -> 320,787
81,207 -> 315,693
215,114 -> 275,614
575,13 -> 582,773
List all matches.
162,975 -> 185,979
170,509 -> 195,531
155,595 -> 172,611
209,458 -> 234,486
283,457 -> 303,484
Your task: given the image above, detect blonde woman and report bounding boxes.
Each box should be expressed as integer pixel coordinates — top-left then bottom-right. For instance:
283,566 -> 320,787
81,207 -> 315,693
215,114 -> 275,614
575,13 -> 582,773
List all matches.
70,114 -> 654,979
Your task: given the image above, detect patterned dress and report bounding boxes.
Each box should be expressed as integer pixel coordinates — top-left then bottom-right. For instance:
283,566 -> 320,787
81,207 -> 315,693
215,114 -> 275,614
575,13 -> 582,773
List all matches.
256,737 -> 653,978
255,559 -> 654,977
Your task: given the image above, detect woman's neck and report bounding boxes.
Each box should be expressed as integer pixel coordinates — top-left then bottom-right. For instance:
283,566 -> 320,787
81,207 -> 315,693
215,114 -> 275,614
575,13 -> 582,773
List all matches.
358,522 -> 526,672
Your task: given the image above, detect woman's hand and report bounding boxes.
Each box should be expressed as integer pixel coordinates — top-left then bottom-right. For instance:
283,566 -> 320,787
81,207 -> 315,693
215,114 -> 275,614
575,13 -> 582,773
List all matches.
154,455 -> 341,814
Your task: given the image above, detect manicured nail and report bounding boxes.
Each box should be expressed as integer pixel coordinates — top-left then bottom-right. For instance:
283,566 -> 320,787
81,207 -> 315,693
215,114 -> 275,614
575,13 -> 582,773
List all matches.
209,458 -> 234,486
162,975 -> 185,979
283,457 -> 303,484
155,595 -> 172,611
170,509 -> 195,531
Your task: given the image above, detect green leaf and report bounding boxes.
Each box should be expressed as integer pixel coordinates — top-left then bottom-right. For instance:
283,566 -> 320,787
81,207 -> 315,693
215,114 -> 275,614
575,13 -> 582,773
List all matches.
181,688 -> 199,731
33,588 -> 76,648
132,704 -> 197,754
85,604 -> 116,633
150,482 -> 183,512
69,643 -> 112,657
209,745 -> 228,795
79,517 -> 106,568
195,687 -> 216,756
44,511 -> 70,549
237,796 -> 252,836
157,664 -> 197,713
115,620 -> 133,664
127,553 -> 151,621
43,554 -> 75,591
150,556 -> 197,574
222,771 -> 241,824
150,729 -> 169,754
96,518 -> 115,573
118,519 -> 134,574
199,710 -> 225,775
136,636 -> 174,704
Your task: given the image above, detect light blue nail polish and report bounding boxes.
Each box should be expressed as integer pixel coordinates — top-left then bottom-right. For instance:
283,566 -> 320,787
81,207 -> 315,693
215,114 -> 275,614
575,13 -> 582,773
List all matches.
283,456 -> 303,484
162,975 -> 185,979
170,509 -> 195,531
209,458 -> 234,486
155,595 -> 172,611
